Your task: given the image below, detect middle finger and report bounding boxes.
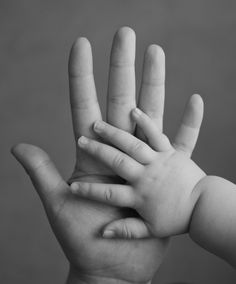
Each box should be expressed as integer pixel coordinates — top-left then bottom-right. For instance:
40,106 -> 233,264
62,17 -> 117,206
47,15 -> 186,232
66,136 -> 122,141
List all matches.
107,27 -> 136,133
137,44 -> 165,134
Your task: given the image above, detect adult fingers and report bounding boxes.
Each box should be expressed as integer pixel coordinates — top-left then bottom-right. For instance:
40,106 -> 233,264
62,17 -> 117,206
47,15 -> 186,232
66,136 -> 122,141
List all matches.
70,182 -> 136,208
93,120 -> 156,164
137,45 -> 165,138
173,94 -> 204,157
11,143 -> 68,211
107,27 -> 136,133
77,136 -> 143,181
102,218 -> 151,239
69,37 -> 102,141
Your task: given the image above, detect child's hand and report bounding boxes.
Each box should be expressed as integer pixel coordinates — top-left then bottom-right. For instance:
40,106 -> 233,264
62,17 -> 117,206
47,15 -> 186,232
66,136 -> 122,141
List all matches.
70,94 -> 206,238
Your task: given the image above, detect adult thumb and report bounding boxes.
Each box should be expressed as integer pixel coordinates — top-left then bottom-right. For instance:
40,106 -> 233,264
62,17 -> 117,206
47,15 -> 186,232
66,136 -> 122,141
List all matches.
103,218 -> 151,239
11,143 -> 68,211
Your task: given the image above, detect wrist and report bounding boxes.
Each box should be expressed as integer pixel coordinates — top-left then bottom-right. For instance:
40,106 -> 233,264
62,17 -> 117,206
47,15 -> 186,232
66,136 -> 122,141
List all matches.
189,175 -> 221,234
191,173 -> 208,200
66,266 -> 152,284
182,173 -> 207,235
188,175 -> 236,266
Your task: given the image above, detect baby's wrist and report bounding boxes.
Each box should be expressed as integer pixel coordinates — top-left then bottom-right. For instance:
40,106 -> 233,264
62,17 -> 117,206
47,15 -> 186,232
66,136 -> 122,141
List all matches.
188,175 -> 214,232
192,174 -> 209,199
192,175 -> 217,199
66,266 -> 151,284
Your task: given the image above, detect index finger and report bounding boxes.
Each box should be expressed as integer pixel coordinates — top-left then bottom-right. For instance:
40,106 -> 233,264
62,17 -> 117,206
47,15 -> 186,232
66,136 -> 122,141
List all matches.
68,37 -> 102,141
107,27 -> 136,133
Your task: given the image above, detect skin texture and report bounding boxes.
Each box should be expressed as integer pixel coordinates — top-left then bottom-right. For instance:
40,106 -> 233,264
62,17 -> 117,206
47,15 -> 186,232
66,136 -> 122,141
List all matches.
190,175 -> 236,268
71,92 -> 236,270
12,27 -> 170,284
70,95 -> 206,239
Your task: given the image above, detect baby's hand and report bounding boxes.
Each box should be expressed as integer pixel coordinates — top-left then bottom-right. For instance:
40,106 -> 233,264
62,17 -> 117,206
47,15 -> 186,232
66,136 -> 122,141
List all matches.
71,95 -> 206,238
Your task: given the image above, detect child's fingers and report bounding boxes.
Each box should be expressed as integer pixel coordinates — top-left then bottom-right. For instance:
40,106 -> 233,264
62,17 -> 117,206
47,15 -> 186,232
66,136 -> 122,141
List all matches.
78,136 -> 143,181
173,94 -> 204,157
93,121 -> 156,164
131,108 -> 172,152
102,218 -> 151,239
70,182 -> 136,208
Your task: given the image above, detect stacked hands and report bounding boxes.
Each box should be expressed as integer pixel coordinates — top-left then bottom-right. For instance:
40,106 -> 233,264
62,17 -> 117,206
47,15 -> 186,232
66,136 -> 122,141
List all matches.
12,26 -> 236,284
71,100 -> 206,239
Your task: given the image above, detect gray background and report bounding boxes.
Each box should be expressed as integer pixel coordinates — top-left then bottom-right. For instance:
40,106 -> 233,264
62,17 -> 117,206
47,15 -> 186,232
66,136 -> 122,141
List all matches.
1,0 -> 236,283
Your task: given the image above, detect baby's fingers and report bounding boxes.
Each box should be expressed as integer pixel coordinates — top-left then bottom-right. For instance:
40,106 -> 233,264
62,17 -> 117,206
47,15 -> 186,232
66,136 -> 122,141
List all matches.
78,136 -> 143,181
93,120 -> 155,164
70,182 -> 136,208
131,108 -> 171,152
102,218 -> 151,239
173,94 -> 204,157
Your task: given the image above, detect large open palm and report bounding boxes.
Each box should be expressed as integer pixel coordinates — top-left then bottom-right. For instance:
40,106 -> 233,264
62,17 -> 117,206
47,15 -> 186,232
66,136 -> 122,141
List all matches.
12,27 -> 200,284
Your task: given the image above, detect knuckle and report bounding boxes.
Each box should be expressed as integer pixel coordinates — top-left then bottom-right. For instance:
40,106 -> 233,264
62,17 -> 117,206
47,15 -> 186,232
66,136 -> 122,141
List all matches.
104,187 -> 113,201
33,158 -> 51,173
121,221 -> 132,239
112,154 -> 124,168
173,141 -> 192,154
131,141 -> 145,154
108,95 -> 131,106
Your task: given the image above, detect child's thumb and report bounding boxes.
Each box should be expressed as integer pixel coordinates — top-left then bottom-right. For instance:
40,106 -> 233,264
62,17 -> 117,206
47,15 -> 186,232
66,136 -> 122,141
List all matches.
102,218 -> 151,239
11,143 -> 68,211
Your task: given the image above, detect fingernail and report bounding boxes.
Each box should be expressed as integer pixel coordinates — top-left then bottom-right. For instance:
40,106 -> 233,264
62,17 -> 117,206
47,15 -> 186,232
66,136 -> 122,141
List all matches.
78,136 -> 89,147
103,230 -> 115,238
132,108 -> 142,116
93,121 -> 105,132
70,183 -> 79,193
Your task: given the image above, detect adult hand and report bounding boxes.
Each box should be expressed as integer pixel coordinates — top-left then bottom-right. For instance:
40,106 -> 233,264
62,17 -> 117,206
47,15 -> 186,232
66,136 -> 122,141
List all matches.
12,27 -> 172,284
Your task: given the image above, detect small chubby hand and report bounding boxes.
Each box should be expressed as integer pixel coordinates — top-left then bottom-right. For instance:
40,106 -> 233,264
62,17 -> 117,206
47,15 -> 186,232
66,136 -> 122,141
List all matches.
71,94 -> 206,239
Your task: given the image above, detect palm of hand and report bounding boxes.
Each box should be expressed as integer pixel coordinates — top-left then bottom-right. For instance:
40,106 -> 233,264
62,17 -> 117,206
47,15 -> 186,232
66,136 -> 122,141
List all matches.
53,141 -> 167,282
11,28 -> 171,283
56,29 -> 169,281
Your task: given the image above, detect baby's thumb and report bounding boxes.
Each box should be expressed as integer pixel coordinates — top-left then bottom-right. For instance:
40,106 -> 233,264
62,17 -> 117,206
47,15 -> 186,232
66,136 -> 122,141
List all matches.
11,143 -> 68,211
102,217 -> 151,239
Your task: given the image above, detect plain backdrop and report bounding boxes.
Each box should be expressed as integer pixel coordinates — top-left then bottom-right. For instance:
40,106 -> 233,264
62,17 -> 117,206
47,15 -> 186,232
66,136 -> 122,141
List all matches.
1,1 -> 236,283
